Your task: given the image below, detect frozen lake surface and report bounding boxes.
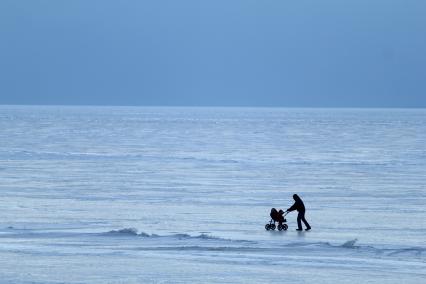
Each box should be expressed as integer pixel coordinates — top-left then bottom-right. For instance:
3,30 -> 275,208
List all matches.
0,106 -> 425,283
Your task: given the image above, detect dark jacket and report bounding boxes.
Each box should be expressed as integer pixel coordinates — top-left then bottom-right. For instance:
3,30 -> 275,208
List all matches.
287,194 -> 305,213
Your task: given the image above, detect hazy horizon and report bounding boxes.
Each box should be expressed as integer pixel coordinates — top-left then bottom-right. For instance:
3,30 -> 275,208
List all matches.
2,104 -> 426,110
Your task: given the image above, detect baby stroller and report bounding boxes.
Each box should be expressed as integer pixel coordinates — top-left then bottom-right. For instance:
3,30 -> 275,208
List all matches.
265,208 -> 288,231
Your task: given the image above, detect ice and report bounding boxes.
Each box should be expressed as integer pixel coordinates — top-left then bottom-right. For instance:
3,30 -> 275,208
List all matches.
341,238 -> 358,248
0,106 -> 425,283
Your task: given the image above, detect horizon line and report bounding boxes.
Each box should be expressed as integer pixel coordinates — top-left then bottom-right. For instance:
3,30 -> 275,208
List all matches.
0,104 -> 425,110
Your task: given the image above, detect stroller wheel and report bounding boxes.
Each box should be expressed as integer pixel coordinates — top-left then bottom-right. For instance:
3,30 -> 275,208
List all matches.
270,224 -> 276,230
278,224 -> 283,231
283,224 -> 288,230
265,224 -> 270,230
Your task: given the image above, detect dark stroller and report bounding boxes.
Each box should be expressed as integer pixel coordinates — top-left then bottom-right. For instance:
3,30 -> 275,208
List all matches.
265,208 -> 288,231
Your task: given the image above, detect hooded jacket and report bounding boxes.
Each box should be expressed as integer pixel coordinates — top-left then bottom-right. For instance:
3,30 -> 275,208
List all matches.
287,194 -> 305,213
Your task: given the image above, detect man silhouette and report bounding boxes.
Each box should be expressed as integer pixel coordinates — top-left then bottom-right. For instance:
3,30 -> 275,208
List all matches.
286,194 -> 311,231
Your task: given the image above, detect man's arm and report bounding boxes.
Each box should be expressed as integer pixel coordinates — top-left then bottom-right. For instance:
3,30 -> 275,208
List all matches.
287,203 -> 297,212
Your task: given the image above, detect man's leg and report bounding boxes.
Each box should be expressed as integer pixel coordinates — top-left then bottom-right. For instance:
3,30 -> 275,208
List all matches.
297,212 -> 303,230
301,212 -> 311,230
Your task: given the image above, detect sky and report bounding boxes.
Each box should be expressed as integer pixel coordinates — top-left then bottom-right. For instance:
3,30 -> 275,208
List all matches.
1,0 -> 425,107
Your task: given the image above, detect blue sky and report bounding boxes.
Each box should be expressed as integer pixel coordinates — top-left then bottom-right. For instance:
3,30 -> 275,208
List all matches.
1,0 -> 425,107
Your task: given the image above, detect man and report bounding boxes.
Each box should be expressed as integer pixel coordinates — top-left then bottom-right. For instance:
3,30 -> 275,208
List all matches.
286,194 -> 311,231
